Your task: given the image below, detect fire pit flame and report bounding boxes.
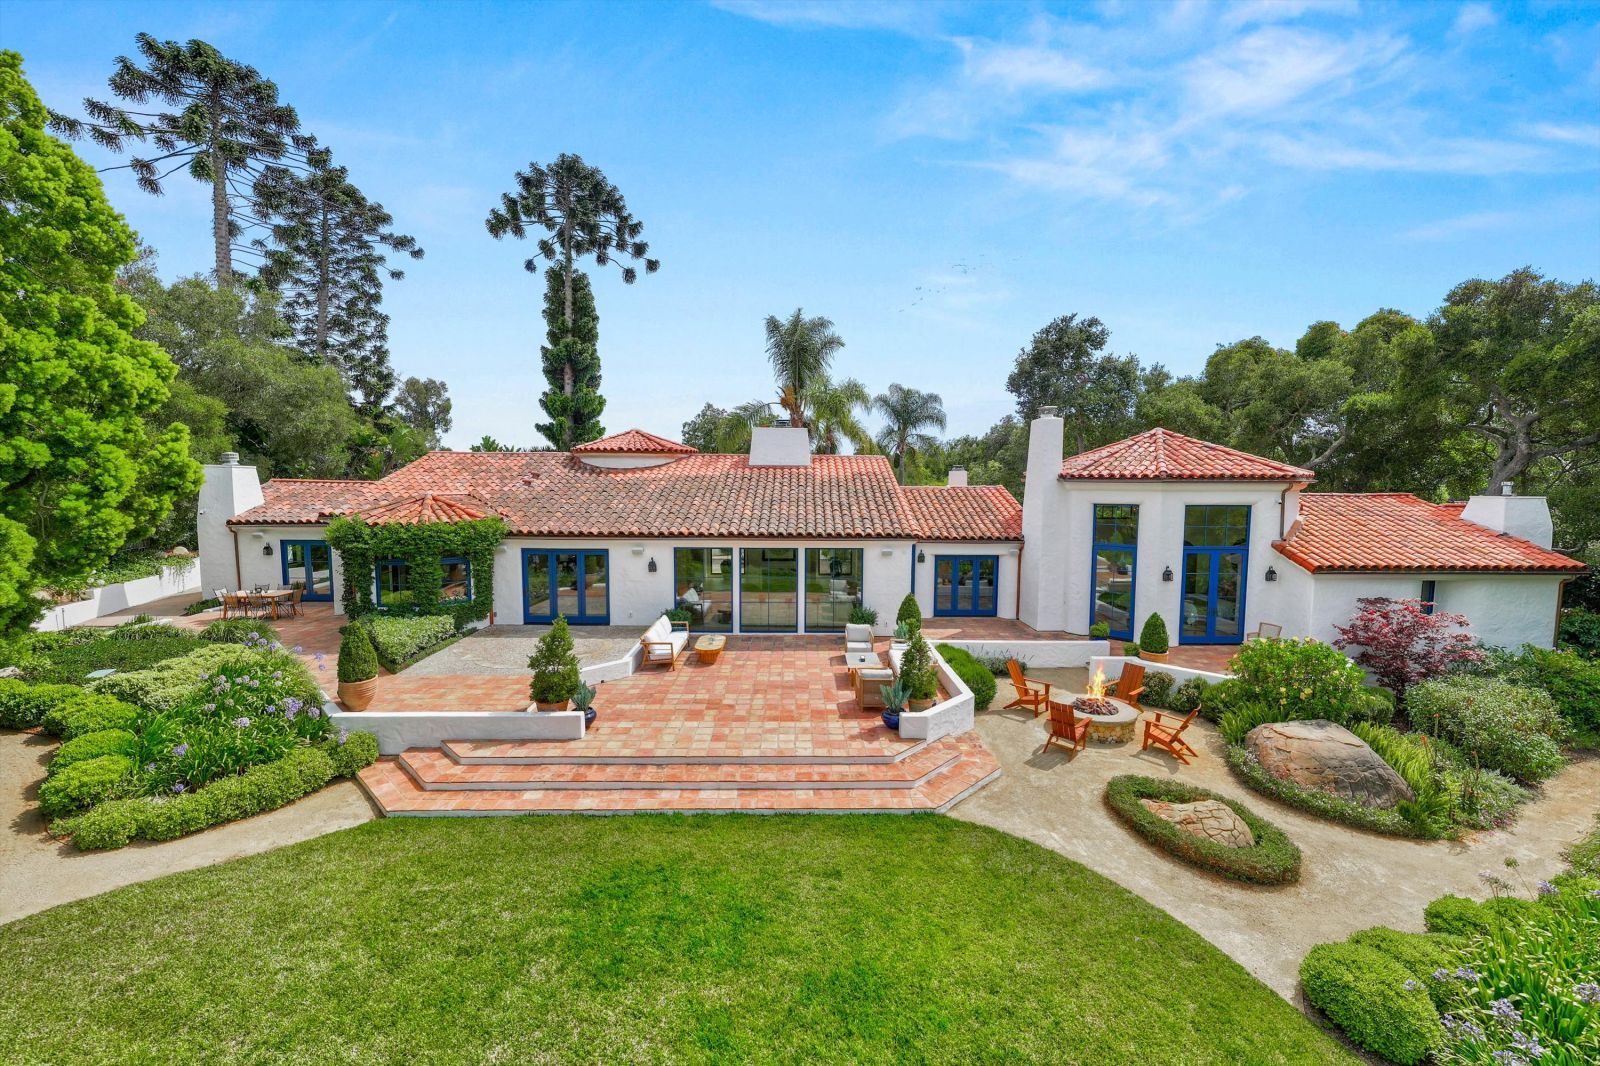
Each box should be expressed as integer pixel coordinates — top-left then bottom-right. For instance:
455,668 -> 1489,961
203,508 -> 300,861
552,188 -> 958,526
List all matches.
1076,666 -> 1118,716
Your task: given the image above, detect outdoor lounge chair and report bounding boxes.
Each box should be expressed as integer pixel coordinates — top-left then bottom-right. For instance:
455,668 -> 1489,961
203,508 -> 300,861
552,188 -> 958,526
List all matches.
1142,708 -> 1200,765
640,614 -> 690,670
1004,659 -> 1051,717
1247,622 -> 1283,640
1108,663 -> 1146,710
844,623 -> 875,656
854,666 -> 895,710
1043,698 -> 1088,756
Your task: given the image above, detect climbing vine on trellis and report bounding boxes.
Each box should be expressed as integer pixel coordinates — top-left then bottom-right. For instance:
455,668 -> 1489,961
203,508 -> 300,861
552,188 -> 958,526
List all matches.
324,516 -> 506,628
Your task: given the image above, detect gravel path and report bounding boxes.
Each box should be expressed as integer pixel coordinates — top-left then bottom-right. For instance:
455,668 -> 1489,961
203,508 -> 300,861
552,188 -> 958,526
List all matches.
402,625 -> 643,677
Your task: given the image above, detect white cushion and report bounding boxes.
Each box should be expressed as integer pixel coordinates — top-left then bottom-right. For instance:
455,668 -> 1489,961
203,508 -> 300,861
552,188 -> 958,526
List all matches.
857,667 -> 894,681
644,616 -> 670,643
844,623 -> 874,645
668,631 -> 688,655
845,641 -> 874,654
647,647 -> 676,660
889,646 -> 905,674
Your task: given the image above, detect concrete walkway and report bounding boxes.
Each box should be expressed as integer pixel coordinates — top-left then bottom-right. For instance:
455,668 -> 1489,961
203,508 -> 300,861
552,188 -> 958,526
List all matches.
1,730 -> 378,926
954,706 -> 1600,1003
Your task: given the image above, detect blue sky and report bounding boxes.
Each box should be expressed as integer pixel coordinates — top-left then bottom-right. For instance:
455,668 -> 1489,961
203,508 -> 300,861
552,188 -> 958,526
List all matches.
11,0 -> 1600,450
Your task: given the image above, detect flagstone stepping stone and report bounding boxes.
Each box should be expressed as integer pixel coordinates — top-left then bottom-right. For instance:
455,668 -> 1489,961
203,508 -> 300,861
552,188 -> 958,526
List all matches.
1244,719 -> 1414,809
1139,798 -> 1256,848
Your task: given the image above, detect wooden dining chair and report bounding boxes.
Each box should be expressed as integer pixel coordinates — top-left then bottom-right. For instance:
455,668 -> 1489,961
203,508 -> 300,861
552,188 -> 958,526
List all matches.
286,588 -> 303,618
247,593 -> 270,619
1142,709 -> 1200,765
1043,698 -> 1089,756
219,592 -> 238,620
1108,663 -> 1147,710
1004,659 -> 1051,717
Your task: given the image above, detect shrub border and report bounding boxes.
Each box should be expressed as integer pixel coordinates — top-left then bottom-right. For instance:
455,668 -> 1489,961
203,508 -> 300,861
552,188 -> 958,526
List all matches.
1103,774 -> 1302,885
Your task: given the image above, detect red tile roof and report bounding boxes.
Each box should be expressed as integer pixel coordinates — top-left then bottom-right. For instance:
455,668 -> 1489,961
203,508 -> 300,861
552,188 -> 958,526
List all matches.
359,493 -> 495,526
570,429 -> 697,454
231,441 -> 1019,540
1060,428 -> 1315,482
903,486 -> 1023,541
1275,493 -> 1584,574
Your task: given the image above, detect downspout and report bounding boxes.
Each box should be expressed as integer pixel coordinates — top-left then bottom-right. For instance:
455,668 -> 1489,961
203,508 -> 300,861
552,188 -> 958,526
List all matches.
230,526 -> 242,590
1554,577 -> 1570,649
1014,543 -> 1023,620
908,541 -> 917,605
1278,484 -> 1293,539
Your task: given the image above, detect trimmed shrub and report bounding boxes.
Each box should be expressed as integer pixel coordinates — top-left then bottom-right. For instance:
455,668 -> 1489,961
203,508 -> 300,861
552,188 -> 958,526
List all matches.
1346,927 -> 1464,1010
337,624 -> 380,685
48,729 -> 138,776
199,618 -> 280,645
900,634 -> 938,702
38,754 -> 133,819
323,731 -> 380,777
367,614 -> 456,671
895,594 -> 921,629
1103,775 -> 1302,885
0,680 -> 83,729
1423,895 -> 1499,938
1140,671 -> 1175,709
90,644 -> 317,712
19,630 -> 209,684
1505,644 -> 1600,736
41,693 -> 140,739
1137,613 -> 1169,655
1197,677 -> 1246,721
528,617 -> 580,704
57,745 -> 339,849
935,644 -> 997,711
1088,621 -> 1110,639
1407,676 -> 1566,783
1299,941 -> 1445,1064
1229,637 -> 1373,726
1227,744 -> 1425,838
848,605 -> 878,627
1170,677 -> 1210,714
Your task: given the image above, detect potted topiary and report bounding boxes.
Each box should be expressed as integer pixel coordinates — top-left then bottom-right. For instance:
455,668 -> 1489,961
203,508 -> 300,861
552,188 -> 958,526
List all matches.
1138,613 -> 1170,663
880,677 -> 909,732
572,681 -> 598,728
336,624 -> 379,711
896,593 -> 921,633
528,616 -> 582,712
901,634 -> 939,711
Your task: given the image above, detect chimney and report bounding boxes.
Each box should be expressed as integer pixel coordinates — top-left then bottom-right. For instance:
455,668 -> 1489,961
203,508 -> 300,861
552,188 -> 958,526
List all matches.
1018,405 -> 1068,630
1460,490 -> 1553,549
748,425 -> 812,467
1025,407 -> 1065,485
947,466 -> 968,487
198,453 -> 266,593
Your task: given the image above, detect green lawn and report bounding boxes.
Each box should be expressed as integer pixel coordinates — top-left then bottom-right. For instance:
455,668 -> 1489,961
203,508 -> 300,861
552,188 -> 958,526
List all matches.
0,816 -> 1354,1064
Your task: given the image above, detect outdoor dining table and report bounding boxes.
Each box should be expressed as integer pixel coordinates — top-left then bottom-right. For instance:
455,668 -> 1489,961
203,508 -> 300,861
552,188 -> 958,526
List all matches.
247,589 -> 295,619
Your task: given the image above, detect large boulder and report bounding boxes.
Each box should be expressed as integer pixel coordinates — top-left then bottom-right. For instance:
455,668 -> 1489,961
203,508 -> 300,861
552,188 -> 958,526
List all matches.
1140,798 -> 1256,848
1244,719 -> 1414,809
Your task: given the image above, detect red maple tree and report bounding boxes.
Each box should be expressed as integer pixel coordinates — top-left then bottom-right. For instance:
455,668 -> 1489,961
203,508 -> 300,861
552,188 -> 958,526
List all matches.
1334,597 -> 1485,696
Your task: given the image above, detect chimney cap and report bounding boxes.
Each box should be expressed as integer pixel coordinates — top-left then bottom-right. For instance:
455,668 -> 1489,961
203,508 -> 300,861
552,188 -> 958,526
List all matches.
1500,481 -> 1514,497
220,451 -> 240,466
1039,406 -> 1059,419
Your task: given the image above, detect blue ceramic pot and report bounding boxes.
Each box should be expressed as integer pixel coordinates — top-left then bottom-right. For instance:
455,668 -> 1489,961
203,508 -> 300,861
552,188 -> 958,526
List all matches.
881,710 -> 901,731
584,707 -> 597,728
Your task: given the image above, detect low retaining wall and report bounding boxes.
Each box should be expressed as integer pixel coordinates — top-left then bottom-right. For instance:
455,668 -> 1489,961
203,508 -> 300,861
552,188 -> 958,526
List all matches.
34,561 -> 201,632
582,643 -> 641,685
899,647 -> 975,742
327,702 -> 586,755
1090,655 -> 1232,686
941,638 -> 1108,669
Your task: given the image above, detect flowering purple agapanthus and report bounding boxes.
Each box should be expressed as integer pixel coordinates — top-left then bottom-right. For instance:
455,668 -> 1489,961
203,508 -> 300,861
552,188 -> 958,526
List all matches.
284,697 -> 303,713
1455,967 -> 1480,982
293,644 -> 303,653
338,728 -> 349,745
203,703 -> 216,713
1576,982 -> 1600,1005
1535,880 -> 1557,896
233,716 -> 251,728
1489,999 -> 1521,1024
308,706 -> 321,719
1434,968 -> 1452,982
1510,1031 -> 1545,1059
199,672 -> 210,681
144,762 -> 156,773
173,742 -> 187,757
265,704 -> 278,716
272,670 -> 283,680
1456,1020 -> 1485,1042
1490,1053 -> 1528,1066
1403,979 -> 1419,991
171,781 -> 187,794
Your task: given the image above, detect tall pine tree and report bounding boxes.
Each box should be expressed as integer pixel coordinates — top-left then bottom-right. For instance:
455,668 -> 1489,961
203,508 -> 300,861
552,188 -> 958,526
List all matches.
48,33 -> 311,286
485,153 -> 659,449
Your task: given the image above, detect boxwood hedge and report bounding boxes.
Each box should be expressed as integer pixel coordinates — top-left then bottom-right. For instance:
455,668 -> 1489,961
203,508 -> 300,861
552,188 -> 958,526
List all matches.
934,644 -> 997,711
1103,775 -> 1302,885
1299,941 -> 1446,1065
48,729 -> 138,776
40,693 -> 140,739
0,680 -> 83,730
38,753 -> 134,819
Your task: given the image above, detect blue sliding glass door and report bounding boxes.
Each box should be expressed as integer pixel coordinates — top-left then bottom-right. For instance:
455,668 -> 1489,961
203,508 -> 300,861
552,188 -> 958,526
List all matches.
1180,505 -> 1249,644
280,540 -> 333,601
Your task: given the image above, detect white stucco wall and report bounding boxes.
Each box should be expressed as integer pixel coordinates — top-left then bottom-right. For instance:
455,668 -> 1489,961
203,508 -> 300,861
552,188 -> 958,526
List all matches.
34,562 -> 202,631
197,461 -> 265,594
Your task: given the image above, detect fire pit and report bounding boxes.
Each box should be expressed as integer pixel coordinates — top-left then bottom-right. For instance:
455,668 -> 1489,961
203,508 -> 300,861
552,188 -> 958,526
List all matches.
1074,696 -> 1120,717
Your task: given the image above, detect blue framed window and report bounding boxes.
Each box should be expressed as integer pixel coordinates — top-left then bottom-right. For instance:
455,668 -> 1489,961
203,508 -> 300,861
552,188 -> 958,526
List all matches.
1180,505 -> 1251,644
933,555 -> 998,617
375,559 -> 413,608
523,549 -> 609,624
805,547 -> 863,632
1090,505 -> 1138,640
441,556 -> 472,604
1420,580 -> 1436,615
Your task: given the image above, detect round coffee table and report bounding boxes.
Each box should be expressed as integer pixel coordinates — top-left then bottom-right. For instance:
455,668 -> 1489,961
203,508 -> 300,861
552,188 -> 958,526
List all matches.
1068,695 -> 1140,744
694,634 -> 726,664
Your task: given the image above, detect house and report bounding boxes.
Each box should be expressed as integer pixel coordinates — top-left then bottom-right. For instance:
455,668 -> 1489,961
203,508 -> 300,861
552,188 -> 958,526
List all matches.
198,413 -> 1583,650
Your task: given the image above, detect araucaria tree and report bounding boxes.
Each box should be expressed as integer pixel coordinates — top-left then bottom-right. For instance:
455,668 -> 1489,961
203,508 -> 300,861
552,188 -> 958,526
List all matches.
0,52 -> 200,635
485,153 -> 659,449
48,33 -> 309,286
251,157 -> 424,413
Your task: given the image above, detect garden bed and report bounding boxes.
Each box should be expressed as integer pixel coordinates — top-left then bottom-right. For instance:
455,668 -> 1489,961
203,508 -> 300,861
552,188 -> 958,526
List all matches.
1104,775 -> 1302,885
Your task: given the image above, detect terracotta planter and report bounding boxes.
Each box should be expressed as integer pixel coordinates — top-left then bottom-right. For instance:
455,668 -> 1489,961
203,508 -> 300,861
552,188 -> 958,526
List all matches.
1142,650 -> 1169,663
337,677 -> 378,711
908,697 -> 936,711
534,699 -> 571,713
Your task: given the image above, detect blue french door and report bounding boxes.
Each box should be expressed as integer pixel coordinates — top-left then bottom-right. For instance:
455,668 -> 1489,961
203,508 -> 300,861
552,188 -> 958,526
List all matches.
933,555 -> 998,617
280,540 -> 333,601
1180,549 -> 1247,644
523,549 -> 609,624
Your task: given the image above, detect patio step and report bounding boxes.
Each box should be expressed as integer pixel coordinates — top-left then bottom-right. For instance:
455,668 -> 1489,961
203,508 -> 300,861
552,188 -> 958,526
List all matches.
441,735 -> 926,766
397,736 -> 968,791
356,735 -> 1000,816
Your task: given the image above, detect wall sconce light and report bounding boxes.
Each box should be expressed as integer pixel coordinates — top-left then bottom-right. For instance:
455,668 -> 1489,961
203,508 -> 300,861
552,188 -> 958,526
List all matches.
647,557 -> 657,573
261,543 -> 274,557
880,548 -> 895,556
630,544 -> 645,555
1162,566 -> 1173,582
916,549 -> 926,563
1265,566 -> 1278,582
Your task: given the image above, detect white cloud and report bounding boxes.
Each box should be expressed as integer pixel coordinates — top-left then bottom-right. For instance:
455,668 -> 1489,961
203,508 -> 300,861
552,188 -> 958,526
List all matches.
1181,28 -> 1406,120
1259,131 -> 1553,174
709,0 -> 936,32
1219,0 -> 1359,29
956,40 -> 1107,93
1450,3 -> 1497,37
1398,209 -> 1520,241
1525,122 -> 1600,148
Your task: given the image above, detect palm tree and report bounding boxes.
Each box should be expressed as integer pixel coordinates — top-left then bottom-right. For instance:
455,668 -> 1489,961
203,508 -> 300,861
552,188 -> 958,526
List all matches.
803,375 -> 872,454
874,384 -> 947,483
765,308 -> 844,427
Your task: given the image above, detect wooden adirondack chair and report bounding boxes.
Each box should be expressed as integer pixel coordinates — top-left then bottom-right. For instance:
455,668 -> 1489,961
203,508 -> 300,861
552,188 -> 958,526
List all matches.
1142,708 -> 1200,765
1043,699 -> 1089,756
1108,663 -> 1146,710
1005,659 -> 1051,717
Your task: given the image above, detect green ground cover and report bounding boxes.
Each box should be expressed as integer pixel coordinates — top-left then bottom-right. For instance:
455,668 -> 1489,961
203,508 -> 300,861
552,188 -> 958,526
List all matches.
0,815 -> 1356,1065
